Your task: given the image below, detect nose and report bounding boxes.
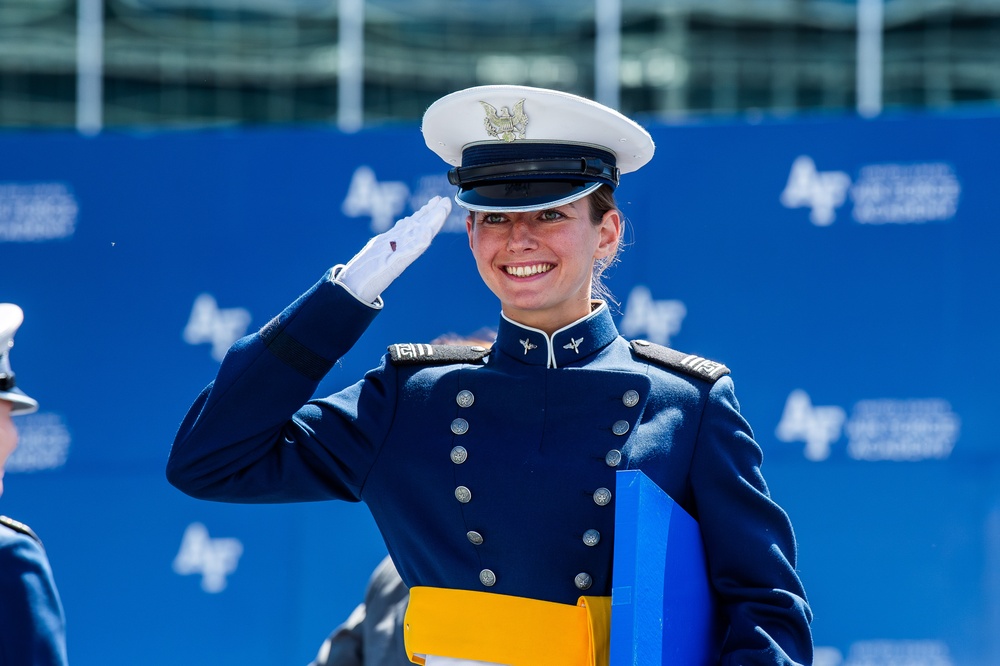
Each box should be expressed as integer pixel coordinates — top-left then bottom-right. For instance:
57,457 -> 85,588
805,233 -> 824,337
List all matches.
506,218 -> 536,252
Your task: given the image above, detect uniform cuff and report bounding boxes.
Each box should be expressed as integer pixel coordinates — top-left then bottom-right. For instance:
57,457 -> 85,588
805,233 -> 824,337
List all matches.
329,264 -> 384,310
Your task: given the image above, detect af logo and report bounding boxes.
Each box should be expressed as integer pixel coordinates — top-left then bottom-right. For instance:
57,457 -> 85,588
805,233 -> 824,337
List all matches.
619,285 -> 687,347
172,522 -> 244,593
5,412 -> 71,472
183,294 -> 252,362
780,156 -> 852,226
342,166 -> 410,233
775,389 -> 847,461
410,175 -> 467,233
0,182 -> 79,241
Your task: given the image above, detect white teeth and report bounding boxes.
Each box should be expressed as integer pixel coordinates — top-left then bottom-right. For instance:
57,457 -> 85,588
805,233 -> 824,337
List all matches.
506,264 -> 553,277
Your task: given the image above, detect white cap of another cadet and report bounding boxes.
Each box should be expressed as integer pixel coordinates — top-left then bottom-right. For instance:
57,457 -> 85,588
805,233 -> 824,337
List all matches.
422,85 -> 654,212
0,304 -> 38,415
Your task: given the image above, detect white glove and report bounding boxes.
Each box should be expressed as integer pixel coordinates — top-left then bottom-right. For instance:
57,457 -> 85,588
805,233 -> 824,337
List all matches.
336,196 -> 452,303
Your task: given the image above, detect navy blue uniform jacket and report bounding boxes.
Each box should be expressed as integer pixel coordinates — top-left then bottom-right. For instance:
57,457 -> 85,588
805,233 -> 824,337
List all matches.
166,271 -> 813,665
0,517 -> 68,665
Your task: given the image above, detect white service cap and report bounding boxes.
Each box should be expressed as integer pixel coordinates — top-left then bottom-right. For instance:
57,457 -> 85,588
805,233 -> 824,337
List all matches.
0,304 -> 38,415
422,85 -> 654,212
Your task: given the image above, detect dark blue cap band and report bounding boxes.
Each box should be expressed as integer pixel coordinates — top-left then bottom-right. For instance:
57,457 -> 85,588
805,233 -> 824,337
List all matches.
461,142 -> 616,167
448,157 -> 618,188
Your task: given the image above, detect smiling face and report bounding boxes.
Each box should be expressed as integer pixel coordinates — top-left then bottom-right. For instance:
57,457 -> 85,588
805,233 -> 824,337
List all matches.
466,195 -> 621,334
0,400 -> 17,497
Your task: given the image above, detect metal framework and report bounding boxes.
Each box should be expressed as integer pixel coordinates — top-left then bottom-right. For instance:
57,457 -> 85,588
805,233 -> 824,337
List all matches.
0,0 -> 998,130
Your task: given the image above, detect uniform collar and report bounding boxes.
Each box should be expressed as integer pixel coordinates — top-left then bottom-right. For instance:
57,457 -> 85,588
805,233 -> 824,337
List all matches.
493,302 -> 619,368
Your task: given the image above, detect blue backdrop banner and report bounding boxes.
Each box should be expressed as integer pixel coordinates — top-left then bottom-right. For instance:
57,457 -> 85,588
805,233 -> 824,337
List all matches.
1,110 -> 997,665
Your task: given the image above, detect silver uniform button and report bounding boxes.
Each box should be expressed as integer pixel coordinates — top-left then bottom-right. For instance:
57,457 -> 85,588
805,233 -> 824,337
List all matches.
480,569 -> 497,586
450,446 -> 468,464
593,487 -> 612,506
612,420 -> 630,436
455,486 -> 472,503
575,572 -> 593,590
605,449 -> 622,467
451,418 -> 469,435
582,529 -> 601,547
456,390 -> 475,408
467,530 -> 484,545
622,390 -> 640,407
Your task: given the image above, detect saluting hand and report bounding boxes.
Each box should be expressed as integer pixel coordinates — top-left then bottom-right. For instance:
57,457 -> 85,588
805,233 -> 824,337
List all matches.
337,196 -> 452,303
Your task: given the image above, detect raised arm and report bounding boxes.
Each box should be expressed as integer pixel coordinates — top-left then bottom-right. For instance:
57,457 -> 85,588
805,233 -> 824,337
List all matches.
165,197 -> 451,504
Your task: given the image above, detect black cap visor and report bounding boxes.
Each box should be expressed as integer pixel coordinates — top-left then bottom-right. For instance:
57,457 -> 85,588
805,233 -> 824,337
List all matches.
456,179 -> 603,212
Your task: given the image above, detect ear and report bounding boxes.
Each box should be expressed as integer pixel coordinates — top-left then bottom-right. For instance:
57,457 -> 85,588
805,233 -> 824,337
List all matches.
593,208 -> 621,261
466,213 -> 475,250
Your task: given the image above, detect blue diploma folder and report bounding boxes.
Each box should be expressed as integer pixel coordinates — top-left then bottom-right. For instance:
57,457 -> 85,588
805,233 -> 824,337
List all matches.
610,470 -> 724,665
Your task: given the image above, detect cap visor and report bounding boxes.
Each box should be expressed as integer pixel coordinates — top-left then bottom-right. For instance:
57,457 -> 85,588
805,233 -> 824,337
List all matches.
0,388 -> 38,415
456,181 -> 601,213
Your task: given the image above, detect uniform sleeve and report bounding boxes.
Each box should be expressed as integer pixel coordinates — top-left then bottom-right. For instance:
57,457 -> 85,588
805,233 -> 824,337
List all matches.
688,376 -> 813,665
0,535 -> 68,666
310,603 -> 366,666
309,557 -> 410,666
166,271 -> 396,504
357,557 -> 411,666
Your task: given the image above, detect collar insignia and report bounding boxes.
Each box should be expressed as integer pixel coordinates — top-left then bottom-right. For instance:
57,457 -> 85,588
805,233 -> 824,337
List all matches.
563,337 -> 584,354
480,100 -> 528,142
520,337 -> 538,355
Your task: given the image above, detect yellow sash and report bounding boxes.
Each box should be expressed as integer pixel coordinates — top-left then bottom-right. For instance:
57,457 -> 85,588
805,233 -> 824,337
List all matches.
403,586 -> 610,665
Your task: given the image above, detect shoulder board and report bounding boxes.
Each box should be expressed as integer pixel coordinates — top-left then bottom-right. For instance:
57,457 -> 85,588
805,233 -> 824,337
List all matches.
0,515 -> 42,545
388,343 -> 490,366
630,340 -> 731,382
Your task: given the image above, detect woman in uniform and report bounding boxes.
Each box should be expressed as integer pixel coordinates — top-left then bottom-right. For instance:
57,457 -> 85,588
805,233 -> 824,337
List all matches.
166,85 -> 812,665
1,304 -> 69,666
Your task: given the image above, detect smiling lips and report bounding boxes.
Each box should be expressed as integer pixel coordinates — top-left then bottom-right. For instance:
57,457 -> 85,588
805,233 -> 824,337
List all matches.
505,263 -> 554,277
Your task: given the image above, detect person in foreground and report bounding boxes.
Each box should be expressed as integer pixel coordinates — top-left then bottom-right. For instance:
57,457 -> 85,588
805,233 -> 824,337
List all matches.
310,555 -> 411,666
167,85 -> 812,665
0,304 -> 69,665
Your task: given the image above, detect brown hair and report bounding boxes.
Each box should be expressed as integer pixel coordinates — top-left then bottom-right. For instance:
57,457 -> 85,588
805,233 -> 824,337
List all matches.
588,185 -> 623,306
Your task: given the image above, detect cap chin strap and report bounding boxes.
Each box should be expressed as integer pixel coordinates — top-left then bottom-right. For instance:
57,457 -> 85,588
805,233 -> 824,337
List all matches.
448,157 -> 619,188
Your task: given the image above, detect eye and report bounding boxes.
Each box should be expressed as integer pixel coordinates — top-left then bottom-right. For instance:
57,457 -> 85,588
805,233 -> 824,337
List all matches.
482,213 -> 507,225
539,209 -> 564,221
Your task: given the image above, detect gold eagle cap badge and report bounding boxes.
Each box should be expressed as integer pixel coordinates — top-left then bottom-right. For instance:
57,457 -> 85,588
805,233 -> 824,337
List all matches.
480,99 -> 528,142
